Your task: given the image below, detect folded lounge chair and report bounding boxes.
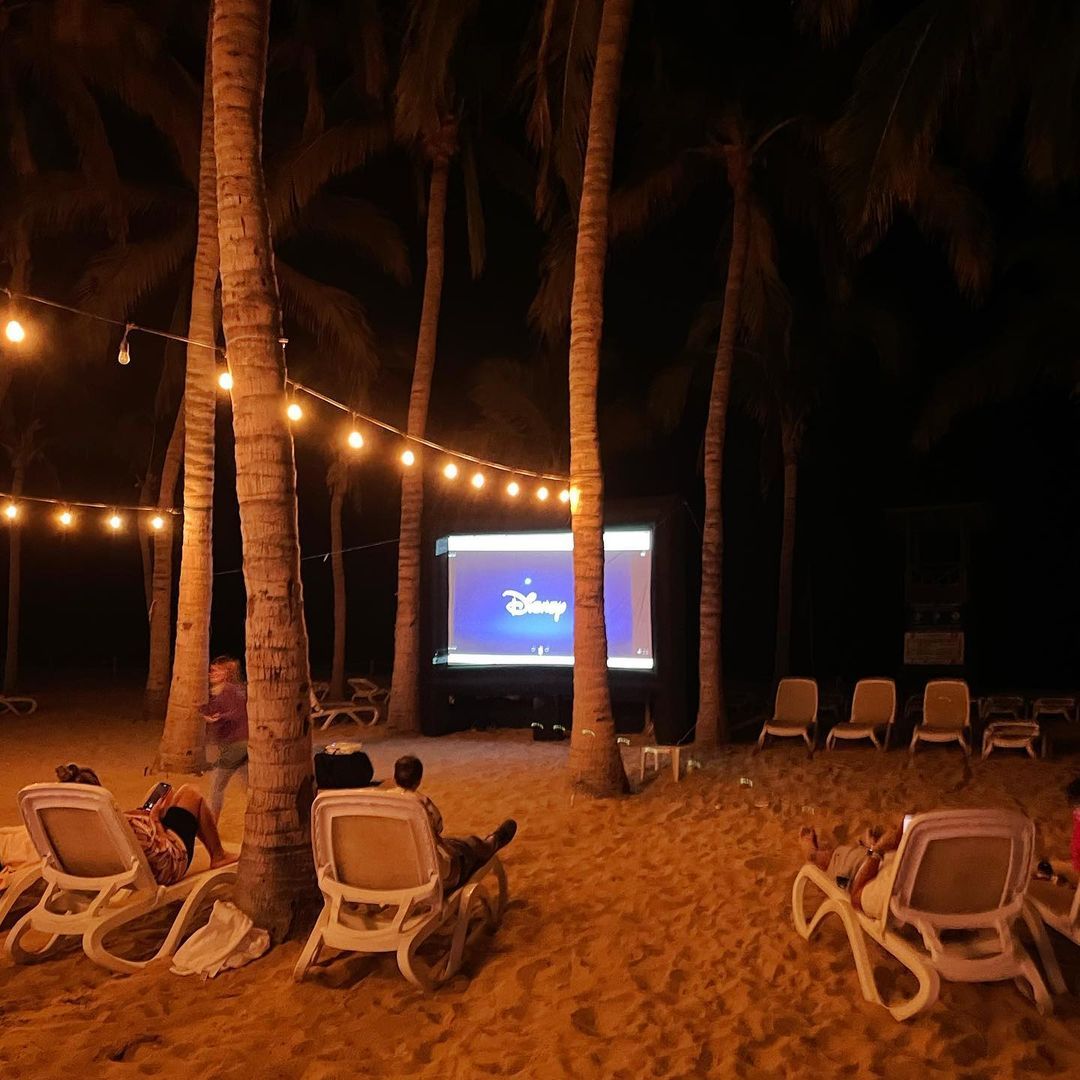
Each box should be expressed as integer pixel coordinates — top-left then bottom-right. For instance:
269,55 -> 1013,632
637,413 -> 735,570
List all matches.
826,678 -> 897,751
792,808 -> 1064,1020
348,677 -> 390,707
0,694 -> 37,716
293,790 -> 508,990
755,678 -> 818,755
310,691 -> 379,731
910,679 -> 971,757
4,783 -> 237,975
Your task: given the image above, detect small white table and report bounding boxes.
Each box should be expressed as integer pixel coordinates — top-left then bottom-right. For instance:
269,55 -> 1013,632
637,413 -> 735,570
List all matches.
640,745 -> 683,783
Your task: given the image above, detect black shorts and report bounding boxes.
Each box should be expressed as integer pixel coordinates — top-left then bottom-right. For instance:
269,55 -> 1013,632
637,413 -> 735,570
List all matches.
162,806 -> 198,867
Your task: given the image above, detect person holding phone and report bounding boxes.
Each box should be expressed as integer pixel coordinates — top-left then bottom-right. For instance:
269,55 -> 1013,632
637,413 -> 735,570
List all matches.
55,764 -> 236,886
201,655 -> 249,818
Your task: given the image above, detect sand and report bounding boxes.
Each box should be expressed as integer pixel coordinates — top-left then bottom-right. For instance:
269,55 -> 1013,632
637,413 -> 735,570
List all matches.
2,684 -> 1080,1079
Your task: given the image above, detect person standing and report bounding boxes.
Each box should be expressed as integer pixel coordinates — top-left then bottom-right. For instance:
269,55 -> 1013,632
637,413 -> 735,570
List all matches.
201,655 -> 249,818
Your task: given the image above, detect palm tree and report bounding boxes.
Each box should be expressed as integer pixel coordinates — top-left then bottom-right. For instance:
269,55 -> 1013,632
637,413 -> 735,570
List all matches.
212,0 -> 316,938
563,0 -> 634,796
387,0 -> 491,733
326,448 -> 362,701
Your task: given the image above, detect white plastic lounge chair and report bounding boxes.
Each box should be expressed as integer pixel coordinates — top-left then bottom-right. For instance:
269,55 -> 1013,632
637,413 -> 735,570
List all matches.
978,695 -> 1026,723
310,691 -> 379,731
4,783 -> 237,975
826,678 -> 896,751
293,790 -> 508,990
1028,875 -> 1080,952
348,677 -> 390,707
982,720 -> 1042,759
0,694 -> 37,716
792,808 -> 1064,1020
756,678 -> 818,755
910,679 -> 971,757
0,862 -> 44,930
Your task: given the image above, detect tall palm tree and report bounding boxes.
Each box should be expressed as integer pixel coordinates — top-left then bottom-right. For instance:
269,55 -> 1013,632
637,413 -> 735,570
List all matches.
212,0 -> 316,938
326,448 -> 362,701
158,12 -> 220,773
563,0 -> 634,796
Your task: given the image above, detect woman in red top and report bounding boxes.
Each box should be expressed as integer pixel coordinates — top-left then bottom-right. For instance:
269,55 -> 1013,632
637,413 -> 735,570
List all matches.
201,656 -> 249,818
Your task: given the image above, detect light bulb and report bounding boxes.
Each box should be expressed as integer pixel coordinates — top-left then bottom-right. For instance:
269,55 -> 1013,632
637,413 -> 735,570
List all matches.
401,448 -> 416,467
218,371 -> 233,391
471,472 -> 485,489
536,486 -> 549,502
3,502 -> 17,520
347,429 -> 364,450
107,513 -> 122,531
569,486 -> 581,512
117,334 -> 131,366
58,510 -> 73,528
443,462 -> 459,480
5,319 -> 25,343
506,480 -> 520,497
558,488 -> 571,504
286,401 -> 303,422
150,515 -> 165,531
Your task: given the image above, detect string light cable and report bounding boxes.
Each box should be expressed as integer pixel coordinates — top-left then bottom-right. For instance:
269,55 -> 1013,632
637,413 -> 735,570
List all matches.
1,287 -> 572,486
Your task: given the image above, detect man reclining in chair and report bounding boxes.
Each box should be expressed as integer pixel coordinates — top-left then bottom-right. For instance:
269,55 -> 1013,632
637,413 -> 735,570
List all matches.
382,755 -> 517,891
799,820 -> 904,918
56,764 -> 237,886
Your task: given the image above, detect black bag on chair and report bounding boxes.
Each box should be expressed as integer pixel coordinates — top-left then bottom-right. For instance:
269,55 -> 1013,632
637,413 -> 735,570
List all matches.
314,745 -> 375,790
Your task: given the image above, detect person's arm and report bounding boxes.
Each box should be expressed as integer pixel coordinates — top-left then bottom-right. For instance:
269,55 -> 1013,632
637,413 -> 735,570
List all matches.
422,794 -> 444,836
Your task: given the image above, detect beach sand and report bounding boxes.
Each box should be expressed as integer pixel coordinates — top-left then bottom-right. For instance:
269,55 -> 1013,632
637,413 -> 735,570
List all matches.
2,685 -> 1079,1078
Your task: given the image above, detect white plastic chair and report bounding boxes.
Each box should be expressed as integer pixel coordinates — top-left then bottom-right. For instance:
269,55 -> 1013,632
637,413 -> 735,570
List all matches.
910,680 -> 971,757
826,679 -> 897,751
293,791 -> 507,990
4,783 -> 237,975
756,678 -> 818,755
1028,875 -> 1080,953
792,808 -> 1064,1020
310,690 -> 379,731
0,694 -> 37,716
348,677 -> 390,708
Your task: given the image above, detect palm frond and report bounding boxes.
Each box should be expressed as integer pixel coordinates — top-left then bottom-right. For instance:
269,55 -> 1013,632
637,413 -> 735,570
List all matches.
267,122 -> 390,231
461,125 -> 486,278
300,194 -> 411,285
346,0 -> 390,101
277,261 -> 379,383
609,155 -> 697,242
1024,5 -> 1080,189
795,0 -> 866,46
528,217 -> 576,344
647,359 -> 696,434
740,196 -> 791,345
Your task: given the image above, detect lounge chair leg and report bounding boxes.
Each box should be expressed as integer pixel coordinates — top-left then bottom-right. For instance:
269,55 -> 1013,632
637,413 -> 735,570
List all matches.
398,926 -> 440,992
1022,902 -> 1067,996
293,906 -> 330,982
155,867 -> 236,961
0,861 -> 43,929
4,910 -> 63,965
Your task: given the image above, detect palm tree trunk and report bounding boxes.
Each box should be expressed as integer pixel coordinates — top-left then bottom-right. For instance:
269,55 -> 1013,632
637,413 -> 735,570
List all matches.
158,10 -> 219,773
695,160 -> 751,752
566,0 -> 633,796
3,462 -> 24,693
773,432 -> 798,682
328,460 -> 347,701
213,0 -> 316,939
388,138 -> 451,734
144,402 -> 185,717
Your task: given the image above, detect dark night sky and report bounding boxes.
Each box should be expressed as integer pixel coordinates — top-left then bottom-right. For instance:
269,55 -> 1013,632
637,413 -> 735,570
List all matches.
3,0 -> 1080,696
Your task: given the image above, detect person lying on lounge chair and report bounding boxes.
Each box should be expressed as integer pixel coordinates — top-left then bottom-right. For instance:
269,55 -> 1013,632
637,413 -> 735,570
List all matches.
56,764 -> 237,886
1034,776 -> 1080,888
381,754 -> 517,890
798,820 -> 904,916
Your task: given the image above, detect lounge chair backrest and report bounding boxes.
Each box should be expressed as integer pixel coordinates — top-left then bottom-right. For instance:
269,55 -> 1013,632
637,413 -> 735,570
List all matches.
18,783 -> 155,889
885,809 -> 1033,931
850,679 -> 896,726
312,791 -> 441,898
922,680 -> 970,730
774,678 -> 818,725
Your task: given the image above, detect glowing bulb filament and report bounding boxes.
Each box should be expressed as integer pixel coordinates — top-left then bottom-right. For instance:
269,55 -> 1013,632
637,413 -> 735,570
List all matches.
443,462 -> 459,480
107,513 -> 122,531
471,472 -> 485,490
506,481 -> 520,497
150,515 -> 165,531
558,488 -> 571,504
5,319 -> 25,343
218,371 -> 233,391
401,448 -> 416,467
286,401 -> 303,422
58,510 -> 73,528
347,429 -> 364,450
536,486 -> 550,502
3,502 -> 17,521
117,328 -> 131,366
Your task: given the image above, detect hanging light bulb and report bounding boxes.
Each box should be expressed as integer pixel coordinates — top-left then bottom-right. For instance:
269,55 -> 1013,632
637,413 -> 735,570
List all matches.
506,480 -> 520,497
536,486 -> 550,502
401,448 -> 416,467
218,370 -> 233,391
347,429 -> 364,450
117,324 -> 132,366
558,488 -> 571,504
150,515 -> 165,531
107,513 -> 122,531
442,462 -> 459,480
4,316 -> 25,343
3,502 -> 17,521
58,509 -> 74,528
286,401 -> 303,422
470,471 -> 485,490
569,486 -> 581,513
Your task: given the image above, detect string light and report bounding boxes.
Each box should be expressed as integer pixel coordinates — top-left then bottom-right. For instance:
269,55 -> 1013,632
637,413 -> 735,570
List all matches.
286,401 -> 303,422
347,428 -> 364,450
506,480 -> 520,497
558,488 -> 571,504
217,370 -> 233,391
471,471 -> 485,490
57,509 -> 74,528
107,513 -> 123,531
4,502 -> 18,521
401,448 -> 416,468
537,486 -> 550,502
150,515 -> 165,531
442,462 -> 458,480
4,318 -> 24,344
117,324 -> 132,366
569,486 -> 581,512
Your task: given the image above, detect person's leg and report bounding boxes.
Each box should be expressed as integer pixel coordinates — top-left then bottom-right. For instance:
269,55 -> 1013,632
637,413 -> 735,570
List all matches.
799,826 -> 833,870
443,821 -> 517,890
208,766 -> 230,819
168,784 -> 236,868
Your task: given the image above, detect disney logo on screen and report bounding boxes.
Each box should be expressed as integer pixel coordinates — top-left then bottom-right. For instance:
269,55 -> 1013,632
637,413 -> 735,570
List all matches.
501,589 -> 568,623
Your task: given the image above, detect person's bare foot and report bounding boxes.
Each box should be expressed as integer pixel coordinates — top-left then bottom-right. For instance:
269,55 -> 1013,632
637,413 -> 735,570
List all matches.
798,826 -> 818,859
210,852 -> 239,869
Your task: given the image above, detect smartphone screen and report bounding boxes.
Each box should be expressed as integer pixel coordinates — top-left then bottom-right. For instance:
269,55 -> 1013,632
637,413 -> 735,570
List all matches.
142,781 -> 172,811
